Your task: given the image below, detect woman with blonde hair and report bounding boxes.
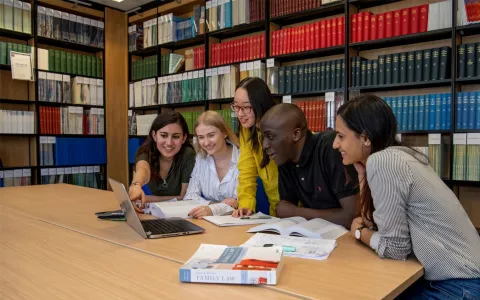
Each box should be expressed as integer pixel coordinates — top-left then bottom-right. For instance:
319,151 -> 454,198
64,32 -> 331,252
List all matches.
186,110 -> 241,219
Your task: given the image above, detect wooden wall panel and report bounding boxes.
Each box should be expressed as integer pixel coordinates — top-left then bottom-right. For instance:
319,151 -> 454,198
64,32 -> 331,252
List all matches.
105,8 -> 128,190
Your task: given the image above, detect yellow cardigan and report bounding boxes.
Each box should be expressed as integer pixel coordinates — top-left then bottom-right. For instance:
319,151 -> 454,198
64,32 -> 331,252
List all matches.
237,127 -> 280,216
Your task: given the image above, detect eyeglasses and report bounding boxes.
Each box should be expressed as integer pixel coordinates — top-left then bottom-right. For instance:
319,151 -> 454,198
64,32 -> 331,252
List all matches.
230,103 -> 253,114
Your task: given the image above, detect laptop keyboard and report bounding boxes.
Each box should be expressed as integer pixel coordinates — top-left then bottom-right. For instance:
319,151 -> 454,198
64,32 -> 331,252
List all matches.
141,219 -> 185,235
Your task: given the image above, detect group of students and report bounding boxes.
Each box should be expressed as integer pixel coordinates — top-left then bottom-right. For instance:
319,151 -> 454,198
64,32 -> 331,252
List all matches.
128,77 -> 480,299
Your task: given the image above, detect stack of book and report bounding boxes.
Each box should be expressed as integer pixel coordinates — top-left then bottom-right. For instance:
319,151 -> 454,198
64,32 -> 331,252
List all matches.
352,47 -> 452,87
206,65 -> 240,100
239,60 -> 265,81
39,136 -> 106,166
0,41 -> 32,65
383,93 -> 452,132
277,58 -> 345,95
0,0 -> 31,34
210,33 -> 265,66
453,133 -> 480,181
158,9 -> 205,45
0,169 -> 32,188
206,0 -> 264,32
457,0 -> 480,26
456,91 -> 480,130
184,46 -> 205,71
181,111 -> 202,134
143,17 -> 158,49
457,43 -> 480,78
296,100 -> 326,132
40,165 -> 105,189
37,6 -> 104,48
129,79 -> 157,107
131,55 -> 158,81
158,71 -> 205,105
0,109 -> 34,134
39,107 -> 104,135
161,53 -> 185,75
271,16 -> 344,57
128,24 -> 143,52
37,48 -> 103,78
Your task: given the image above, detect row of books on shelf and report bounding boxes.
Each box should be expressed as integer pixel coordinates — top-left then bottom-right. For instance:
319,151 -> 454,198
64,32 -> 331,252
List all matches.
0,168 -> 31,188
457,0 -> 480,26
295,100 -> 338,133
456,92 -> 480,130
458,43 -> 480,78
270,0 -> 336,19
39,137 -> 106,166
0,0 -> 31,34
206,0 -> 264,32
271,16 -> 344,57
453,133 -> 480,181
351,2 -> 450,44
39,107 -> 104,135
38,72 -> 104,106
276,58 -> 345,95
0,109 -> 34,134
37,48 -> 103,78
351,47 -> 451,88
40,166 -> 105,189
37,6 -> 104,48
210,33 -> 265,66
0,41 -> 31,65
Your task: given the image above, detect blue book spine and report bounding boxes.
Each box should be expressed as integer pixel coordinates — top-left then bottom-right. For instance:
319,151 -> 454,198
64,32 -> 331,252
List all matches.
397,96 -> 403,131
402,96 -> 408,131
469,92 -> 476,130
435,94 -> 441,130
407,96 -> 413,131
462,92 -> 469,130
226,0 -> 232,28
477,91 -> 480,129
429,94 -> 436,130
413,95 -> 419,130
457,92 -> 463,130
441,93 -> 447,130
447,93 -> 451,129
419,95 -> 425,130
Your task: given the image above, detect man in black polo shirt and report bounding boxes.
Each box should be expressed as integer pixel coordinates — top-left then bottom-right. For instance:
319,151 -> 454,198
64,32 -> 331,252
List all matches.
259,103 -> 359,228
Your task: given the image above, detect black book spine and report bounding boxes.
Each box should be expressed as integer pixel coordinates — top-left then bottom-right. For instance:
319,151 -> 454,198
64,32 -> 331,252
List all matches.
458,44 -> 466,78
292,65 -> 298,94
431,48 -> 440,80
378,55 -> 385,85
361,59 -> 367,87
466,43 -> 476,78
355,57 -> 361,87
308,63 -> 313,92
439,46 -> 451,80
316,63 -> 321,91
278,66 -> 285,94
320,61 -> 326,91
392,53 -> 400,84
310,63 -> 315,91
415,50 -> 423,82
285,66 -> 291,94
372,59 -> 378,86
325,62 -> 331,90
400,52 -> 407,83
336,59 -> 341,89
351,57 -> 357,87
312,63 -> 318,92
342,59 -> 345,89
423,49 -> 431,81
298,64 -> 304,93
477,43 -> 480,77
407,51 -> 415,83
385,54 -> 392,85
366,60 -> 372,86
330,61 -> 335,90
304,64 -> 310,92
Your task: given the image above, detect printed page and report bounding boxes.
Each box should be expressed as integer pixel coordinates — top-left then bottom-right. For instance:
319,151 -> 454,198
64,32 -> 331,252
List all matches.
247,217 -> 307,235
203,212 -> 278,227
286,218 -> 348,239
143,199 -> 206,218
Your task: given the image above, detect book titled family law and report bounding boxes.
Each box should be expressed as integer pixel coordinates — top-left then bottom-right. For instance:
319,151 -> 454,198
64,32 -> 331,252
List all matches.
180,244 -> 284,285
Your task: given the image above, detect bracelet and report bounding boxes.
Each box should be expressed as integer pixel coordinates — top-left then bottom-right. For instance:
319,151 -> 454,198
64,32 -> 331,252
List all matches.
130,182 -> 142,187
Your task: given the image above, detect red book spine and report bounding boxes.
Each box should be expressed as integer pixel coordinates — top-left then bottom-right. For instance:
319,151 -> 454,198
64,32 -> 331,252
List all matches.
401,8 -> 410,36
57,108 -> 61,134
305,25 -> 311,50
331,18 -> 337,47
309,23 -> 314,50
314,21 -> 320,49
410,6 -> 419,34
326,19 -> 332,47
385,11 -> 393,38
320,20 -> 326,48
419,4 -> 428,32
230,41 -> 234,63
338,16 -> 344,46
357,12 -> 363,42
363,12 -> 371,42
261,34 -> 265,57
351,14 -> 357,43
370,14 -> 377,41
377,13 -> 385,39
210,44 -> 214,66
292,27 -> 297,53
243,38 -> 248,61
39,107 -> 43,134
393,10 -> 401,37
272,31 -> 276,56
202,46 -> 205,68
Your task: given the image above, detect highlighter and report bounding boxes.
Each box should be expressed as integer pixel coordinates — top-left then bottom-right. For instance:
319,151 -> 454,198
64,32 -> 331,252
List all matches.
263,244 -> 296,252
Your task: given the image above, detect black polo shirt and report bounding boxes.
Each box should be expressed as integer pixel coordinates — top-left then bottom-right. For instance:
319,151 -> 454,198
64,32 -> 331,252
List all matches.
278,130 -> 359,209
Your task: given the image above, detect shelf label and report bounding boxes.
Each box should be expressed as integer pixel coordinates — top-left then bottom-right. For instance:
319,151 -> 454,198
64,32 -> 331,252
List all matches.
87,166 -> 94,173
72,167 -> 79,174
22,169 -> 31,177
247,62 -> 254,70
56,168 -> 65,175
325,92 -> 335,102
396,134 -> 402,142
267,58 -> 275,68
14,169 -> 23,177
65,167 -> 72,174
94,166 -> 100,172
282,95 -> 291,103
428,134 -> 441,145
467,133 -> 480,145
453,133 -> 467,145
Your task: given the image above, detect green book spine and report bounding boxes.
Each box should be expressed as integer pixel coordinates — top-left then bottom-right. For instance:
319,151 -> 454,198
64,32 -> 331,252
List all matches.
415,50 -> 423,82
0,42 -> 6,65
325,61 -> 331,90
431,48 -> 440,80
66,52 -> 72,73
399,52 -> 407,83
54,50 -> 61,73
60,50 -> 66,73
423,49 -> 431,81
336,60 -> 341,89
355,57 -> 361,86
317,63 -> 322,91
292,65 -> 298,94
392,53 -> 399,84
329,61 -> 335,90
385,54 -> 392,85
342,60 -> 345,89
97,57 -> 102,78
298,65 -> 304,93
372,59 -> 378,86
86,56 -> 92,77
6,42 -> 12,65
48,49 -> 55,71
360,59 -> 366,87
366,60 -> 372,86
466,43 -> 475,78
458,44 -> 466,78
439,47 -> 451,80
285,66 -> 291,94
92,56 -> 97,77
72,53 -> 77,74
407,51 -> 414,83
351,57 -> 357,87
278,66 -> 284,94
320,62 -> 325,91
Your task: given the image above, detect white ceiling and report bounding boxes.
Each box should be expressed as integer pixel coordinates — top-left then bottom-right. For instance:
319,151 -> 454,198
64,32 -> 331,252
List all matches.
88,0 -> 154,11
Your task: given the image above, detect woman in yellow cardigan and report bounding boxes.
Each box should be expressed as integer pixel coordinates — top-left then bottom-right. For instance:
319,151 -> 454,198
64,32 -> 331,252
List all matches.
231,77 -> 279,217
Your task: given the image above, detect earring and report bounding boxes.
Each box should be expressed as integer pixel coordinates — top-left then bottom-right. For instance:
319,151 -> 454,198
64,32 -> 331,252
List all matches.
365,141 -> 371,147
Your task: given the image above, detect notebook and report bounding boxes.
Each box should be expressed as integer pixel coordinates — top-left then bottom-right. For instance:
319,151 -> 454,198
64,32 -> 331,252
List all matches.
203,212 -> 278,227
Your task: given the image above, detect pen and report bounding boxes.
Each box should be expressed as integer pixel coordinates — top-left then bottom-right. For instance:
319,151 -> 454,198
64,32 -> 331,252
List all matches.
263,244 -> 296,252
240,216 -> 272,220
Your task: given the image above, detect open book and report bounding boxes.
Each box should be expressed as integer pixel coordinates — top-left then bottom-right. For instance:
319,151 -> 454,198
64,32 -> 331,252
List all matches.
203,212 -> 278,227
247,217 -> 348,240
143,199 -> 206,219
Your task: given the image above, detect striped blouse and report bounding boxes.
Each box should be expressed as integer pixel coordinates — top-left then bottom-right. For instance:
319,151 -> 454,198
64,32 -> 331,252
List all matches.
184,144 -> 240,216
367,147 -> 480,281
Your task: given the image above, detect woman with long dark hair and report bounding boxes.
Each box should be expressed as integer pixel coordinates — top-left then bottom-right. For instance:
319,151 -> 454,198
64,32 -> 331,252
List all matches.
333,94 -> 480,299
231,77 -> 279,217
128,111 -> 196,212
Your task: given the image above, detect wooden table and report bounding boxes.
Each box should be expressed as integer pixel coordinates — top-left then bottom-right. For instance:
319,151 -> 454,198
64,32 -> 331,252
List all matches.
0,184 -> 424,299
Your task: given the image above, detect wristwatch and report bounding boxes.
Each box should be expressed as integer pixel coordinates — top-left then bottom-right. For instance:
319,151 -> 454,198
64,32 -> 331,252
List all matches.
355,225 -> 367,240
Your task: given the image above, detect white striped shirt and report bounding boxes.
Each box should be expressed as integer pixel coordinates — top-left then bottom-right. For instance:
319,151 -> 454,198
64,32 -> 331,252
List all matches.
184,144 -> 240,216
367,147 -> 480,281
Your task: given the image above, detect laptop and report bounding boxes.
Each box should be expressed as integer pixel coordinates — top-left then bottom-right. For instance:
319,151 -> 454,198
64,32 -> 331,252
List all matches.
108,178 -> 205,239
